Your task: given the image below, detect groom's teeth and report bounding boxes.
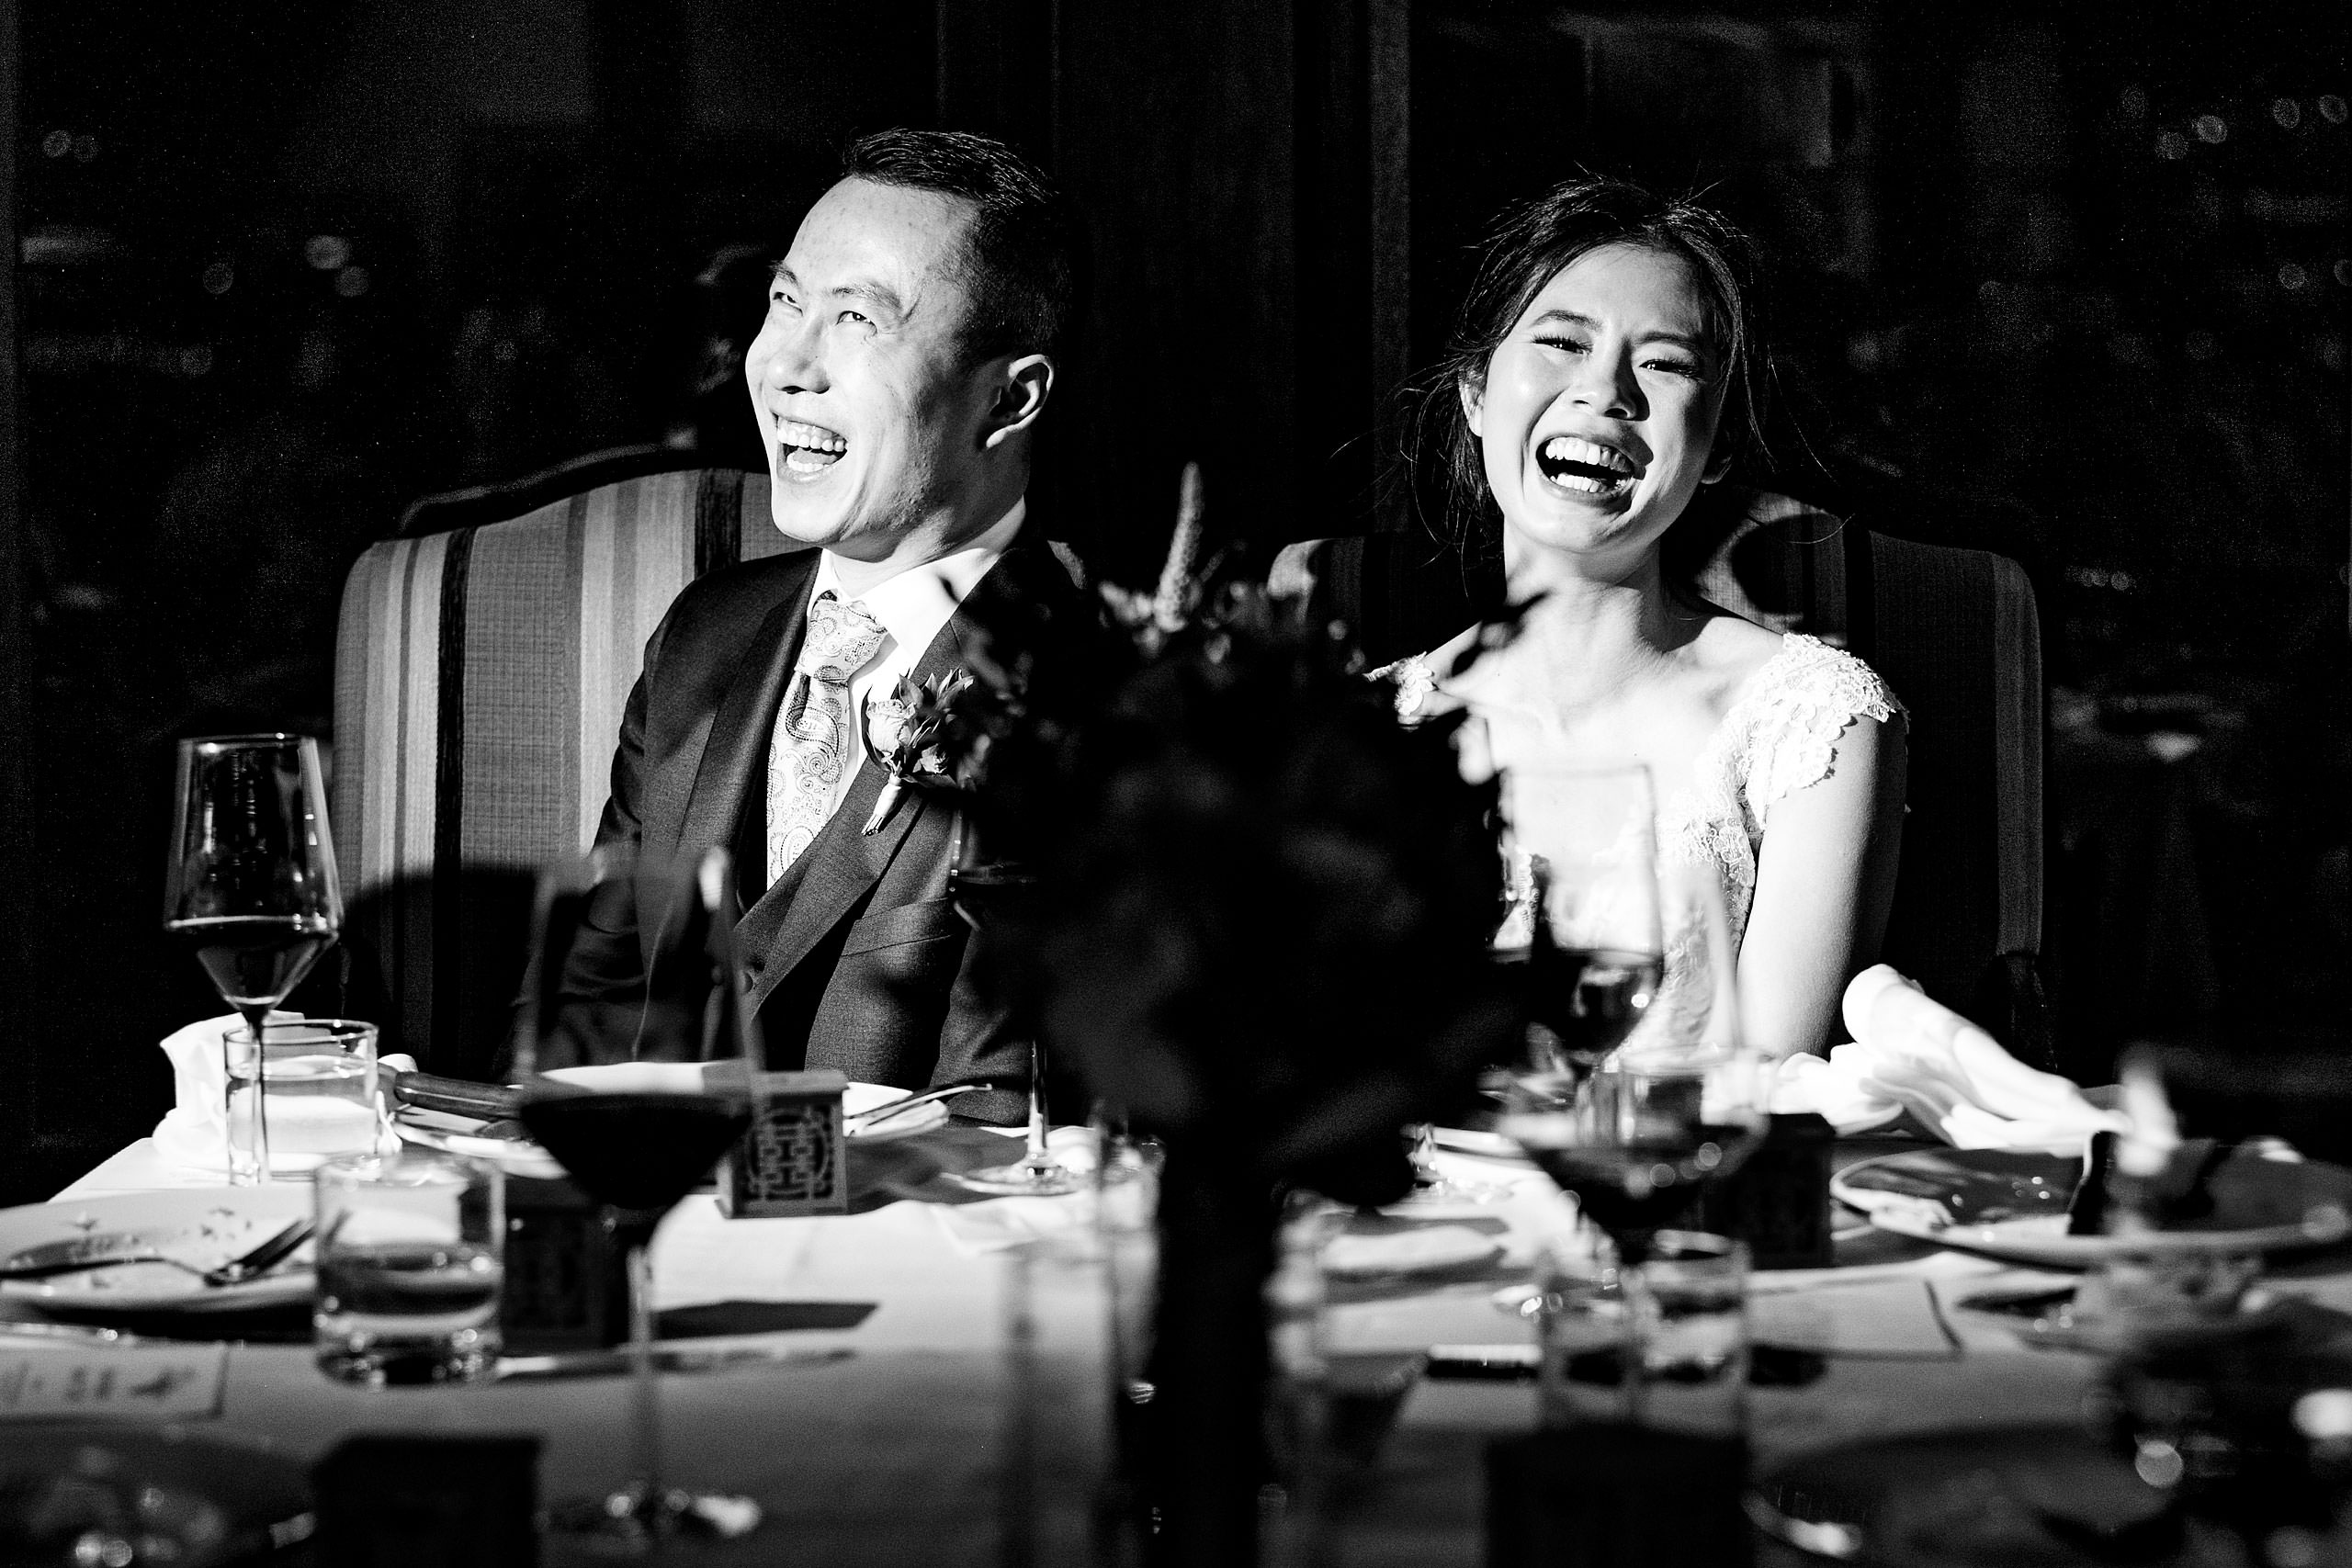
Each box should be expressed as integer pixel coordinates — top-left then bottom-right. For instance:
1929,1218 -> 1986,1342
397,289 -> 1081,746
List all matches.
783,446 -> 839,475
776,416 -> 847,477
776,419 -> 846,452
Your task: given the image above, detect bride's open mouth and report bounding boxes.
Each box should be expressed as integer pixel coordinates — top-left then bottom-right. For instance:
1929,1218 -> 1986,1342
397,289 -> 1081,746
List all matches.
1535,434 -> 1636,497
776,418 -> 847,479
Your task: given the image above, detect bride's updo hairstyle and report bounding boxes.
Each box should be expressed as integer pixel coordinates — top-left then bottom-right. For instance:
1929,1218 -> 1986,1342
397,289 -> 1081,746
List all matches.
1408,175 -> 1772,559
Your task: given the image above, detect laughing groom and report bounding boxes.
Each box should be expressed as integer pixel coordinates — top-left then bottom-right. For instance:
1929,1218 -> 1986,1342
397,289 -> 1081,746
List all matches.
545,129 -> 1084,1122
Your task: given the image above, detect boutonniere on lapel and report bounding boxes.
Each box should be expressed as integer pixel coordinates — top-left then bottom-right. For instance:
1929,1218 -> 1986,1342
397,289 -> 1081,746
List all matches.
860,670 -> 974,834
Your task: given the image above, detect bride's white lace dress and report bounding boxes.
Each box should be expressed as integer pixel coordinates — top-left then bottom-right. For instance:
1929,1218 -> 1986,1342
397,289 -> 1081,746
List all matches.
1388,631 -> 1906,1043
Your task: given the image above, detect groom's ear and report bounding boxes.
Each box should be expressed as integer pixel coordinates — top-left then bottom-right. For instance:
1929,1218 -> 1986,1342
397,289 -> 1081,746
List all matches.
981,355 -> 1055,450
1458,374 -> 1485,439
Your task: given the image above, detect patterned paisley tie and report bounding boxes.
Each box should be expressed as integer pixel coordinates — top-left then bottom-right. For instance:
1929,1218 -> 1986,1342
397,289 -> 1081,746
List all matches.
766,592 -> 888,883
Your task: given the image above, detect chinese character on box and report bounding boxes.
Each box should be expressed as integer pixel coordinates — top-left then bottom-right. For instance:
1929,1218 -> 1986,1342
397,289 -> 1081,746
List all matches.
719,1069 -> 849,1217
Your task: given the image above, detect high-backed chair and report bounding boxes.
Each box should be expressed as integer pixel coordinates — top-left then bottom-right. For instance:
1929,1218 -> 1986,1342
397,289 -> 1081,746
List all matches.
332,460 -> 795,1077
1270,488 -> 2051,1064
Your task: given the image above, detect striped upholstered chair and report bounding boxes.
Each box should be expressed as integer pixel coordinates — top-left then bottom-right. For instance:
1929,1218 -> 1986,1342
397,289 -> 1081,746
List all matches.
331,461 -> 797,1077
1270,488 -> 2052,1065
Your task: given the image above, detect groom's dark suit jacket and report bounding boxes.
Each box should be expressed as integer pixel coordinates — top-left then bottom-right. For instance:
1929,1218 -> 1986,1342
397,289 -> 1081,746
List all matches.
548,535 -> 1086,1122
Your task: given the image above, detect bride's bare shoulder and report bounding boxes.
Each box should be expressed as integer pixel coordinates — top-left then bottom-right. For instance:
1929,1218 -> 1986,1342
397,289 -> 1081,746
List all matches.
1689,612 -> 1787,694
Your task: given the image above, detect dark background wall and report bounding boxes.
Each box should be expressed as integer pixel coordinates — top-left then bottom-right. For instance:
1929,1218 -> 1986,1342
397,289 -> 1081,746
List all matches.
3,0 -> 2345,1198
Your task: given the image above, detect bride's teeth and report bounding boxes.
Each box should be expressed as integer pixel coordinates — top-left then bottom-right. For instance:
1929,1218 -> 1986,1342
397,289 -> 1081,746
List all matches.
1540,435 -> 1629,473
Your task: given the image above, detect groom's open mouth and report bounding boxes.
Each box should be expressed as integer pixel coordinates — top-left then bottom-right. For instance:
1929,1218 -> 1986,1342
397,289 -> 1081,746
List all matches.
1535,434 -> 1637,497
776,418 -> 847,479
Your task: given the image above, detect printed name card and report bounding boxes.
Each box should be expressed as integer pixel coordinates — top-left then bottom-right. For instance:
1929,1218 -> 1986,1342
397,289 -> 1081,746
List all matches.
500,1175 -> 630,1352
719,1069 -> 849,1219
1700,1111 -> 1836,1269
0,1342 -> 227,1421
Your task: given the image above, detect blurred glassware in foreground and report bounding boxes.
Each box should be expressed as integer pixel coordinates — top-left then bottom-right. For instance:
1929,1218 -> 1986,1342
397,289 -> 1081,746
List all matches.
313,1146 -> 503,1386
1505,864 -> 1764,1430
516,847 -> 763,1549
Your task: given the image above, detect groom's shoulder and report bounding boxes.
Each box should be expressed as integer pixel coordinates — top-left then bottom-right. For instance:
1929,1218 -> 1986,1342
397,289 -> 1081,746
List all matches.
976,540 -> 1112,649
642,548 -> 815,673
662,548 -> 816,633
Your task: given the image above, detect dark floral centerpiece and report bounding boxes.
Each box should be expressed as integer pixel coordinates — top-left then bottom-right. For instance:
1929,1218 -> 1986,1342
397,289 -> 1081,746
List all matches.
948,476 -> 1517,1563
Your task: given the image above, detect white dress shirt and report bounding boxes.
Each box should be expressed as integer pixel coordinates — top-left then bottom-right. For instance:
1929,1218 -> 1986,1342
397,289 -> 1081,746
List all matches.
786,498 -> 1025,829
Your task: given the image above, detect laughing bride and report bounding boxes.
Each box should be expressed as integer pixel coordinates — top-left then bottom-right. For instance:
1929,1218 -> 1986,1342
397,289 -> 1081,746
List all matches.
1385,176 -> 1907,1057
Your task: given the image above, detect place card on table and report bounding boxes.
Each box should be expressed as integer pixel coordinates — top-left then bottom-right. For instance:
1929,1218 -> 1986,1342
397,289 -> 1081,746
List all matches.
1747,1278 -> 1961,1359
313,1436 -> 537,1564
500,1175 -> 630,1351
1699,1111 -> 1835,1269
1487,1425 -> 1750,1567
718,1070 -> 849,1219
0,1342 -> 227,1421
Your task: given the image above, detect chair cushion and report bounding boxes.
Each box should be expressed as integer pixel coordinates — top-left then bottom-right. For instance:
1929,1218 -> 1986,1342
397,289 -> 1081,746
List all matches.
332,468 -> 796,1073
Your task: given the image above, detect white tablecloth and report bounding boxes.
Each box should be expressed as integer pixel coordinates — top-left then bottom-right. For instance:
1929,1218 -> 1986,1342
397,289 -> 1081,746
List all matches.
34,1134 -> 2352,1563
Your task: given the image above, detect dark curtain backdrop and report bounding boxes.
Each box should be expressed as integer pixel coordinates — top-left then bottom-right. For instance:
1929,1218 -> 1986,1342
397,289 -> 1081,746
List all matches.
5,0 -> 2345,1198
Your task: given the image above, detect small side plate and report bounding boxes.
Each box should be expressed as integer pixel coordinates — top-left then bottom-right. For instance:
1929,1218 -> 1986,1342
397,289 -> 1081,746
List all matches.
1835,1146 -> 2352,1270
0,1189 -> 314,1314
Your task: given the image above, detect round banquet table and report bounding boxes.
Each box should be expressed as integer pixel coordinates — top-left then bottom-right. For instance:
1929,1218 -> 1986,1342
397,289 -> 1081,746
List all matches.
26,1132 -> 2352,1564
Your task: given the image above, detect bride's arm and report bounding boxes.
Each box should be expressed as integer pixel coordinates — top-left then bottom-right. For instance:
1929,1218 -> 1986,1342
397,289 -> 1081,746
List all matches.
1736,713 -> 1906,1055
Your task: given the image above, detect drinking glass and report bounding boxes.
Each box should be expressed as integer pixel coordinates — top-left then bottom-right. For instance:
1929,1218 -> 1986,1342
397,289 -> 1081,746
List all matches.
225,1017 -> 384,1182
164,735 -> 344,1186
1497,762 -> 1666,1092
1532,1229 -> 1749,1436
1501,865 -> 1763,1427
1402,762 -> 1667,1204
945,813 -> 1082,1197
516,848 -> 762,1549
314,1146 -> 503,1385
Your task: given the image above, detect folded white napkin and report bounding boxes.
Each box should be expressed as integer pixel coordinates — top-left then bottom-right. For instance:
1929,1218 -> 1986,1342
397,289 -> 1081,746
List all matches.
1769,965 -> 2126,1154
153,1013 -> 415,1178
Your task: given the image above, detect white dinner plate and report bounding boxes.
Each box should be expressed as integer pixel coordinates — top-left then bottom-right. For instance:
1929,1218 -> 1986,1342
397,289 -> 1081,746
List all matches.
542,1062 -> 718,1093
1835,1145 -> 2352,1270
0,1187 -> 315,1314
1430,1126 -> 1525,1161
392,1112 -> 568,1179
842,1082 -> 951,1143
526,1067 -> 949,1142
1324,1225 -> 1507,1280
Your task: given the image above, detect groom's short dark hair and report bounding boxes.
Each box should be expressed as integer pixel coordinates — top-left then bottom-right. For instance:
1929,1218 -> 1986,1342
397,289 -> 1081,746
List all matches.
840,128 -> 1077,366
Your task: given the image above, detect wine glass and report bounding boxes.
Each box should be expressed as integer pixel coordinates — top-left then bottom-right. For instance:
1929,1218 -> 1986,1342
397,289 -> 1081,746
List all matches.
516,848 -> 763,1549
1398,763 -> 1667,1204
164,734 -> 343,1185
945,812 -> 1084,1198
1500,865 -> 1763,1427
1497,762 -> 1666,1096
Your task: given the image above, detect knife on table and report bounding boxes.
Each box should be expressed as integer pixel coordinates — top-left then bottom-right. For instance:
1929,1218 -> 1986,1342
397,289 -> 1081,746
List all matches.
390,1072 -> 524,1122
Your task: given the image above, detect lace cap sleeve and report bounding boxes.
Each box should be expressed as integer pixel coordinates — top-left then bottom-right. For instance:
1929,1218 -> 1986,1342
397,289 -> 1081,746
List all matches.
1742,635 -> 1907,812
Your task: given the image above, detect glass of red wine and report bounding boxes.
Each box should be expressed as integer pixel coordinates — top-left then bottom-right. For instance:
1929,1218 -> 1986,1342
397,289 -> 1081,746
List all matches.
944,813 -> 1083,1198
1500,863 -> 1763,1427
515,848 -> 763,1549
164,735 -> 343,1185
